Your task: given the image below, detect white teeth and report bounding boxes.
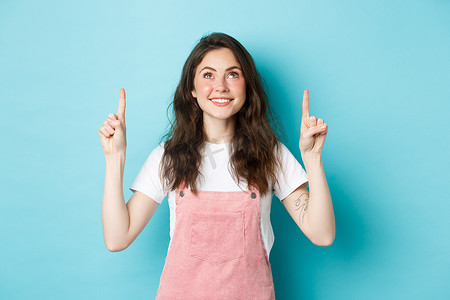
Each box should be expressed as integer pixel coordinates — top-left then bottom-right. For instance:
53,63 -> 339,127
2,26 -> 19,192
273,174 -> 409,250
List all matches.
211,98 -> 231,103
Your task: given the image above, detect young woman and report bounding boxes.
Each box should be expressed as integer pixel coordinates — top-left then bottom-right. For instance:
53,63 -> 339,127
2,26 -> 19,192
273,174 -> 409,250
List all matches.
99,32 -> 335,299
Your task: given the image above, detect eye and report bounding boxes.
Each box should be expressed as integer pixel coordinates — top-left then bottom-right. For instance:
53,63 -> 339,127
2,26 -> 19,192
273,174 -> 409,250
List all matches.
228,72 -> 239,78
203,72 -> 214,79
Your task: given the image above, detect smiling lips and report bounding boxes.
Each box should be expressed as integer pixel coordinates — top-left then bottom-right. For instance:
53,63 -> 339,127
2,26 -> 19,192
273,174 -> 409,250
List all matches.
210,97 -> 233,107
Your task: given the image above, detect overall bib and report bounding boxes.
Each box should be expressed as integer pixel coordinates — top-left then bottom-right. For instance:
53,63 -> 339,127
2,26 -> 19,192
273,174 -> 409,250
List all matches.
155,182 -> 276,300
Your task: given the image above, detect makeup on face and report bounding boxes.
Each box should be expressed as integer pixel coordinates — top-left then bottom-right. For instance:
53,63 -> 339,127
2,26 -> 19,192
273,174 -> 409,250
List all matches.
191,48 -> 246,121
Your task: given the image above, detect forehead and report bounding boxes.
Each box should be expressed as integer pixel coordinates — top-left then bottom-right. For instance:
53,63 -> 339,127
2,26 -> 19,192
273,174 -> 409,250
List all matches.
198,48 -> 241,69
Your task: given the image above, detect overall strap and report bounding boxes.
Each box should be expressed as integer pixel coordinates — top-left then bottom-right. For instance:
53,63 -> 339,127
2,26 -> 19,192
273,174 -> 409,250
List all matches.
247,183 -> 259,195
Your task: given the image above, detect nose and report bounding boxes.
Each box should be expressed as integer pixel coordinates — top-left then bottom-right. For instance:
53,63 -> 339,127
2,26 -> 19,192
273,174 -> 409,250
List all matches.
214,77 -> 229,92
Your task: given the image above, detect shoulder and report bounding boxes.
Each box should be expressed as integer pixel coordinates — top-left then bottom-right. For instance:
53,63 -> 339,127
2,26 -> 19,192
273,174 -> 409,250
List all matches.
141,142 -> 165,167
272,142 -> 308,200
274,142 -> 295,160
273,141 -> 305,174
150,142 -> 165,157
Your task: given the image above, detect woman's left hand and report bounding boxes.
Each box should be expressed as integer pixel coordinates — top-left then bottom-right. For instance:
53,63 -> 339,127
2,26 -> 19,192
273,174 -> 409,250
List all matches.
299,89 -> 328,156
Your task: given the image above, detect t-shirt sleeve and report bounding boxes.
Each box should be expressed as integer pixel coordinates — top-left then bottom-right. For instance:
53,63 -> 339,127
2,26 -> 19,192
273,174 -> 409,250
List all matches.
129,143 -> 167,204
273,143 -> 309,201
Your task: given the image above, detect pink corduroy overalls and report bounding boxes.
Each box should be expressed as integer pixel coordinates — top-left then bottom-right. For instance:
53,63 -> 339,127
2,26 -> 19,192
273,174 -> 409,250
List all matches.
155,181 -> 276,300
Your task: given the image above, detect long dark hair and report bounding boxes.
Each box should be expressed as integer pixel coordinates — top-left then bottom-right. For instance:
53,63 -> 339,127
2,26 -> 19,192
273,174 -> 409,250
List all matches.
159,32 -> 284,196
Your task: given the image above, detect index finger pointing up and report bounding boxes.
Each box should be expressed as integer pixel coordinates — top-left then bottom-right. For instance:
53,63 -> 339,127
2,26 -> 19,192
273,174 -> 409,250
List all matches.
302,89 -> 309,122
118,88 -> 126,121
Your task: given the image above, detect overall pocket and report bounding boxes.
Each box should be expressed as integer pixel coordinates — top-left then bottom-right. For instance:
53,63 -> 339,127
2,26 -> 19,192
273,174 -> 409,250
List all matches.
189,212 -> 245,265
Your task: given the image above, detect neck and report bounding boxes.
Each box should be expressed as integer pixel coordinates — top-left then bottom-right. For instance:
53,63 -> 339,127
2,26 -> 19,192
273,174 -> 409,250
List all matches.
203,114 -> 235,144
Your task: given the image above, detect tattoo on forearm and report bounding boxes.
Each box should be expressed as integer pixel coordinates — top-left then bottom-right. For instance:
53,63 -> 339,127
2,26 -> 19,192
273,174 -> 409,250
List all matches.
294,192 -> 309,224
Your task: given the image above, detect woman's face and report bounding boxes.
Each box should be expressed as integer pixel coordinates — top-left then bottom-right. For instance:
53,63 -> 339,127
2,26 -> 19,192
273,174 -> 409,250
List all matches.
191,48 -> 246,123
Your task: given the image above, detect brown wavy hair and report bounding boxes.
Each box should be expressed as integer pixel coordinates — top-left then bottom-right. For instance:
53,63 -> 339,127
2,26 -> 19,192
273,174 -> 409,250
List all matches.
159,32 -> 284,196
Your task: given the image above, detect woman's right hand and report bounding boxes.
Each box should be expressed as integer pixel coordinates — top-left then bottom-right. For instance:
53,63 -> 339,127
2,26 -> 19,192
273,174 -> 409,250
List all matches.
98,88 -> 127,156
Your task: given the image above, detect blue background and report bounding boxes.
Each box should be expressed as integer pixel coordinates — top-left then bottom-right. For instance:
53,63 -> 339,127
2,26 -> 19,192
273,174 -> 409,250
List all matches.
1,0 -> 449,299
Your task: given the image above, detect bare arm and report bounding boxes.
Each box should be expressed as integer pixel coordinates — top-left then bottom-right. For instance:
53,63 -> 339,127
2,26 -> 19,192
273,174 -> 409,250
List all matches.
281,183 -> 315,242
281,157 -> 335,247
99,89 -> 159,252
125,190 -> 159,249
102,153 -> 128,251
302,155 -> 335,246
102,153 -> 159,252
298,89 -> 334,246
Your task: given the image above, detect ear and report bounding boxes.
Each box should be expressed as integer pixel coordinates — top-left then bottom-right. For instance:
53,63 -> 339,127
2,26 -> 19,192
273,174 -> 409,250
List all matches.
191,89 -> 197,98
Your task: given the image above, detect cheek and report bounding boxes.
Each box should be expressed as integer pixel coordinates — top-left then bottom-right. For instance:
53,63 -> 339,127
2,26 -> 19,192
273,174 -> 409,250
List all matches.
196,81 -> 214,95
230,80 -> 246,96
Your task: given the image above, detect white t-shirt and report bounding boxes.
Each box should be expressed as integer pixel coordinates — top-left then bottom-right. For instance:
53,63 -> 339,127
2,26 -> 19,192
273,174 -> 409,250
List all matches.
129,141 -> 308,258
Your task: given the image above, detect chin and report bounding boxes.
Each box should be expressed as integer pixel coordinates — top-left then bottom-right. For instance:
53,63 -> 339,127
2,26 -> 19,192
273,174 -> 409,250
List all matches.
204,112 -> 237,121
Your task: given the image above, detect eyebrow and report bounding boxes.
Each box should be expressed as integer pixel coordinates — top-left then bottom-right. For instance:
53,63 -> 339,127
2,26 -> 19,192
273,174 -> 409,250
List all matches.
199,66 -> 241,74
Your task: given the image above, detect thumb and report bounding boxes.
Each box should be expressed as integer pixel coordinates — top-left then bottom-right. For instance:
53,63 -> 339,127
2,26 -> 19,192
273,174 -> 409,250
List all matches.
107,119 -> 125,134
302,125 -> 326,139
